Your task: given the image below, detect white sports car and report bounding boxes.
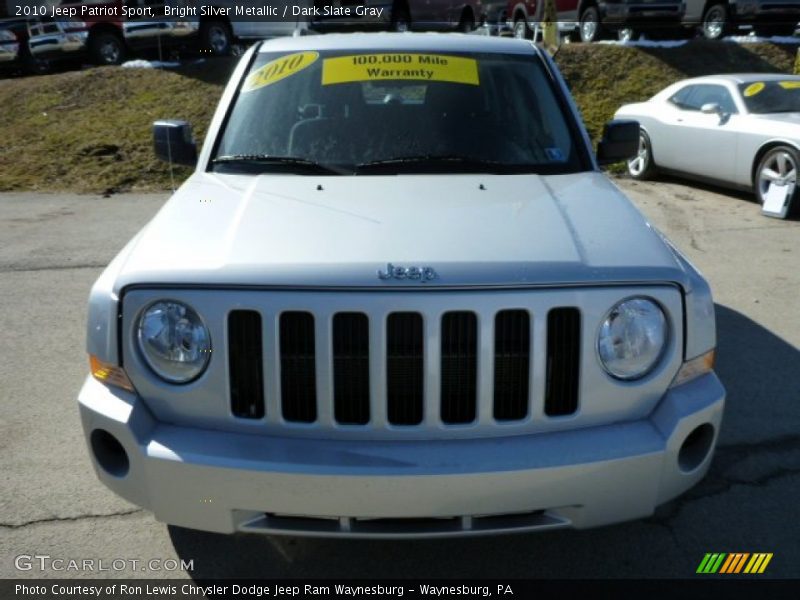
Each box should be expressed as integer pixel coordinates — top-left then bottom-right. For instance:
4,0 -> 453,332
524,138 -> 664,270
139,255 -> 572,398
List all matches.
615,73 -> 800,218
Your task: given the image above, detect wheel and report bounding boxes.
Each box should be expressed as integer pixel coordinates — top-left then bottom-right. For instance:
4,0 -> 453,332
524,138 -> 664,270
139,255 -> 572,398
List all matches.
627,130 -> 657,180
579,5 -> 602,42
753,23 -> 797,38
200,21 -> 232,56
513,16 -> 532,39
701,4 -> 728,40
390,2 -> 411,32
89,31 -> 124,65
618,26 -> 637,42
457,9 -> 475,32
755,146 -> 800,211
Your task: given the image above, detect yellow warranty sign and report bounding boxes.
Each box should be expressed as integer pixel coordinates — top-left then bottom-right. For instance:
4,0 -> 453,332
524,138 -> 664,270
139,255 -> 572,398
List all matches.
779,80 -> 800,89
743,82 -> 765,97
321,54 -> 479,86
243,51 -> 319,92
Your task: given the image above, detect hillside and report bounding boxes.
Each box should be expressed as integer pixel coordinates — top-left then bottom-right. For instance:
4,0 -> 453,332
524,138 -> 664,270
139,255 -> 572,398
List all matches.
0,41 -> 796,193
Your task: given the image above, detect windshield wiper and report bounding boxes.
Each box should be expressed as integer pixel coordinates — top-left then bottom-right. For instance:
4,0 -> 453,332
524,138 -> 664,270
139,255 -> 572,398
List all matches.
211,154 -> 346,175
355,155 -> 511,174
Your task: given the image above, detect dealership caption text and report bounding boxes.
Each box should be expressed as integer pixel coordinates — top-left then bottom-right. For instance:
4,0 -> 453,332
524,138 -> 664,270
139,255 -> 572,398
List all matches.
16,3 -> 384,19
16,584 -> 509,597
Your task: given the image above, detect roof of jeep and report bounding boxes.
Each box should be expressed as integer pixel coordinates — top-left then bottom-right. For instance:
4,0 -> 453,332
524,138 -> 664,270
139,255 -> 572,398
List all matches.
257,32 -> 541,56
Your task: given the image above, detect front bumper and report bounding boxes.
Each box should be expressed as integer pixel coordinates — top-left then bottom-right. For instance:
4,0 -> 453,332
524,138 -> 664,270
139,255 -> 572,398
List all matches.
78,373 -> 725,537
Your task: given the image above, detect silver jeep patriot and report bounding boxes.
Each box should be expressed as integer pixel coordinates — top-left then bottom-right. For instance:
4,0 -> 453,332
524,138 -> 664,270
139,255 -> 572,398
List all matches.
78,33 -> 725,537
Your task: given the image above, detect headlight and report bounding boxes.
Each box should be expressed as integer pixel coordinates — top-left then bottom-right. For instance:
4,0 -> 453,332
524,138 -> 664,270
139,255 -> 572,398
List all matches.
137,300 -> 211,383
597,297 -> 667,380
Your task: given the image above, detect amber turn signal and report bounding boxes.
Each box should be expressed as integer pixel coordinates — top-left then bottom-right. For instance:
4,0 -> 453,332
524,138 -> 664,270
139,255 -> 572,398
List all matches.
90,355 -> 135,392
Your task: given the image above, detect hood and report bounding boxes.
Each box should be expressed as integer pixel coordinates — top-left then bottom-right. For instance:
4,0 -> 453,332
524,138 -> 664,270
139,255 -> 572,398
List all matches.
114,171 -> 687,290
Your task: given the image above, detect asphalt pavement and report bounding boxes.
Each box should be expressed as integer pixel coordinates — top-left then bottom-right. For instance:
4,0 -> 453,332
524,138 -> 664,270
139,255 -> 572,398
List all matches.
0,178 -> 798,579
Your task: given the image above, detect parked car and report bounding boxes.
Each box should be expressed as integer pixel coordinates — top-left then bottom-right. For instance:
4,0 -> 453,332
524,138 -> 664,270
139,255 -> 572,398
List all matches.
79,33 -> 724,537
0,14 -> 88,74
483,0 -> 578,39
0,19 -> 21,70
683,0 -> 799,39
577,0 -> 686,42
310,0 -> 482,32
617,74 -> 800,217
54,0 -> 201,65
26,16 -> 89,67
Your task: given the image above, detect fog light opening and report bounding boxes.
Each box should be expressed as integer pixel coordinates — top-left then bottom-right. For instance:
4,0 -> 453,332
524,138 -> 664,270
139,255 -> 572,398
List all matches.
678,424 -> 715,473
90,429 -> 130,478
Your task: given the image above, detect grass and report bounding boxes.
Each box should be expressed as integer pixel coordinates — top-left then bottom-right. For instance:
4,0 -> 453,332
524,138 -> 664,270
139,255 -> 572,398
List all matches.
0,41 -> 796,193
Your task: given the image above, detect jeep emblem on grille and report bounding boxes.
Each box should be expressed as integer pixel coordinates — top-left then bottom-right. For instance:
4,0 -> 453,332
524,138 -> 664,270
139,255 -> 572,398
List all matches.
377,263 -> 437,283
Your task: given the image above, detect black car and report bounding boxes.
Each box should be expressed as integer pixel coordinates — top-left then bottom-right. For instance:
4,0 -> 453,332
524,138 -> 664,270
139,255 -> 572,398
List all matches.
577,0 -> 686,42
684,0 -> 799,38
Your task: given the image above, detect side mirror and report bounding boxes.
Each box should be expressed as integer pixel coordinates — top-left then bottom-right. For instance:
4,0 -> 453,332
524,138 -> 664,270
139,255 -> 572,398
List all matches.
596,119 -> 640,165
701,102 -> 722,115
153,120 -> 197,166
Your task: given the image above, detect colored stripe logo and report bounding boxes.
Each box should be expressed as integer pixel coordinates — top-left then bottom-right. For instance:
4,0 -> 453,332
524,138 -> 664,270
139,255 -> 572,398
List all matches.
696,553 -> 773,574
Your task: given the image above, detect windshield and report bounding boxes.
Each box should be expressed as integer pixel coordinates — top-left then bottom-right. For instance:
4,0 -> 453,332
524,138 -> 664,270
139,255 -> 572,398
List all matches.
212,49 -> 585,175
739,80 -> 800,114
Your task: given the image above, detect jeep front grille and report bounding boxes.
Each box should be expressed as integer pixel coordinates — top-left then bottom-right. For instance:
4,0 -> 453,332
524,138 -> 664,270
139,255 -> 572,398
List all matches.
124,286 -> 683,439
229,306 -> 581,426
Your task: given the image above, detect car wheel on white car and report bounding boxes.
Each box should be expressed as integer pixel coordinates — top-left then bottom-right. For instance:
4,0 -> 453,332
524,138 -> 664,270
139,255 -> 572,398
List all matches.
755,146 -> 799,208
627,130 -> 656,180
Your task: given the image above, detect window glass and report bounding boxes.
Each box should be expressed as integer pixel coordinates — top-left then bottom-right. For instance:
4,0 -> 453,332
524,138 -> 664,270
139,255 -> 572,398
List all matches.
670,84 -> 737,113
739,80 -> 800,114
213,50 -> 585,175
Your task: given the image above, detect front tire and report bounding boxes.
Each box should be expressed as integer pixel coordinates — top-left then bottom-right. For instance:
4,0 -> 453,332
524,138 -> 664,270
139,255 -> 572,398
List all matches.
579,5 -> 603,42
755,146 -> 800,213
89,31 -> 125,66
200,20 -> 232,56
701,4 -> 729,40
627,130 -> 657,180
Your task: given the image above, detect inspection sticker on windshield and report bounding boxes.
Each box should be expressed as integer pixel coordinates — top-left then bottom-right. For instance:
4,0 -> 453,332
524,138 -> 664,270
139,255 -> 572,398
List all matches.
243,51 -> 319,92
743,82 -> 765,97
321,54 -> 479,86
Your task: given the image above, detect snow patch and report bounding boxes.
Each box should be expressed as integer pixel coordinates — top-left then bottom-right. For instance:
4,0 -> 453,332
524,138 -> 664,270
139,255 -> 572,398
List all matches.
121,59 -> 181,69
